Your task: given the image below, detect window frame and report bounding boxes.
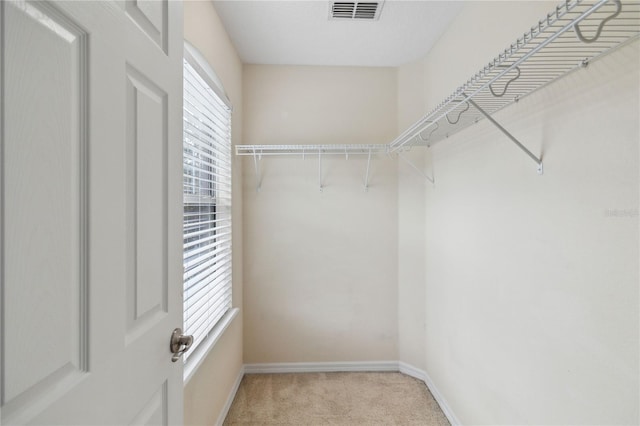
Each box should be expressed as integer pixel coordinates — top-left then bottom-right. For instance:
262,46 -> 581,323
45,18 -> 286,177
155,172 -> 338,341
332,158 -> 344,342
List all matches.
182,42 -> 238,383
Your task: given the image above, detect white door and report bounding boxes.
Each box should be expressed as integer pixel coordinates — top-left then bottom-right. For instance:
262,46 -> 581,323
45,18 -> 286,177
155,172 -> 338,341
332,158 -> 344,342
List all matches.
1,0 -> 184,424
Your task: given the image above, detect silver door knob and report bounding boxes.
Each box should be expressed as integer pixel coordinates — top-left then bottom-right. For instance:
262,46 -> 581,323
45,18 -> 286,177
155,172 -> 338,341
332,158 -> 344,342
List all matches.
170,328 -> 193,362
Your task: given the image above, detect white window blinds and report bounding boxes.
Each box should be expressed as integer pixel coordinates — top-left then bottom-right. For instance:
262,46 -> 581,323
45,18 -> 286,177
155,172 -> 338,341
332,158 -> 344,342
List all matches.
183,57 -> 232,362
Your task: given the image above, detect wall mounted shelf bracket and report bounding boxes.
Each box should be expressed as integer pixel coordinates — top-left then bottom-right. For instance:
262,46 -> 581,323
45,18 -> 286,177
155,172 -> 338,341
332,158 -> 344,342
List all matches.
364,148 -> 373,191
465,95 -> 543,175
252,148 -> 262,192
398,152 -> 435,184
319,149 -> 323,192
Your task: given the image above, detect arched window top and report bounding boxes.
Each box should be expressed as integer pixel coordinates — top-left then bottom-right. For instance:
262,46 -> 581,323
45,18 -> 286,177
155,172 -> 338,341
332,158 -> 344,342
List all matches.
184,40 -> 232,110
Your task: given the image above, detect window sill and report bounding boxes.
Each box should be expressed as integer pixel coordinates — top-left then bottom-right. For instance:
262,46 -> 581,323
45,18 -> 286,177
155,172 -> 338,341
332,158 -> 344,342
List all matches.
183,308 -> 239,384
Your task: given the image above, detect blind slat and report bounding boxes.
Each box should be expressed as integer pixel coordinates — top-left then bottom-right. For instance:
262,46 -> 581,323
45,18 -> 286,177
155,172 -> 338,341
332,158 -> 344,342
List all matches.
183,240 -> 232,268
184,252 -> 232,288
185,275 -> 231,315
184,129 -> 231,155
184,261 -> 232,301
184,225 -> 231,245
184,239 -> 232,270
186,293 -> 232,347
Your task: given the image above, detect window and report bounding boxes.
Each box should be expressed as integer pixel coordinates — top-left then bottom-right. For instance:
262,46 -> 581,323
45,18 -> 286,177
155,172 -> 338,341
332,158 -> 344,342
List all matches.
182,44 -> 232,364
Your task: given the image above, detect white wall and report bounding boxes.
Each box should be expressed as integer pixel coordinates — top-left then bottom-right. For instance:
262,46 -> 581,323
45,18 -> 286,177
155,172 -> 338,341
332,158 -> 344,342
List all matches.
242,65 -> 399,363
397,58 -> 428,371
398,2 -> 639,424
183,2 -> 244,424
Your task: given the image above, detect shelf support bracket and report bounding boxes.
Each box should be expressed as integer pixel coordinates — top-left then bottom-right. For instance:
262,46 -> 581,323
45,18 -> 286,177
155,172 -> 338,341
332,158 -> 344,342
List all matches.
318,149 -> 323,192
466,95 -> 543,175
398,152 -> 435,184
364,148 -> 372,191
252,147 -> 262,192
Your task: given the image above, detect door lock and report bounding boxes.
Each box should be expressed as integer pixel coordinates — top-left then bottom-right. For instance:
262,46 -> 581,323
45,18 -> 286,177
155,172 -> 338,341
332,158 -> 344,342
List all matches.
170,328 -> 194,362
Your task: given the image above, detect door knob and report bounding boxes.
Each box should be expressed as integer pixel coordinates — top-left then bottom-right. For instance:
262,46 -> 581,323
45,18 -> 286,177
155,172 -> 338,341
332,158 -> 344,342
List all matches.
170,328 -> 193,362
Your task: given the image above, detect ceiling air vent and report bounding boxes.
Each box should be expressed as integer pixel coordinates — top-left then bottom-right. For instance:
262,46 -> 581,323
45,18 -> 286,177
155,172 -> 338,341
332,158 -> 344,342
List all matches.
329,1 -> 384,20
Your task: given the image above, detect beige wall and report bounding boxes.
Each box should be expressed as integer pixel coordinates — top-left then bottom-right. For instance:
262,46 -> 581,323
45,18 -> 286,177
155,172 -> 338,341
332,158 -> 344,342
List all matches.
183,2 -> 244,425
242,65 -> 399,363
398,2 -> 639,424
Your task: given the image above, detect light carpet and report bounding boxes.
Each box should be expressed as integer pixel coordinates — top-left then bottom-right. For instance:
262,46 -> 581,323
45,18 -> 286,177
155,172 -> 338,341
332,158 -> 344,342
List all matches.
223,372 -> 450,425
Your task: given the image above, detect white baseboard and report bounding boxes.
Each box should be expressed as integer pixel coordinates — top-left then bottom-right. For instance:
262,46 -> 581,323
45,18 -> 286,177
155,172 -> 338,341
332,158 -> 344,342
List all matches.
244,361 -> 399,374
422,369 -> 461,426
217,361 -> 460,426
215,364 -> 245,426
398,361 -> 427,382
398,362 -> 461,426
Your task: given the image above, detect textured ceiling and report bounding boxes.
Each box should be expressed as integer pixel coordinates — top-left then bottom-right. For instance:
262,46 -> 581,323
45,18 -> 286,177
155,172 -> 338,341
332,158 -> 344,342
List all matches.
212,0 -> 465,67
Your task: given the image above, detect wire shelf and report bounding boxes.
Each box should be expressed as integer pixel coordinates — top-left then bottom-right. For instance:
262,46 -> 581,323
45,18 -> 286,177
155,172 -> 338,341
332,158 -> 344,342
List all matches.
235,144 -> 388,156
389,0 -> 640,152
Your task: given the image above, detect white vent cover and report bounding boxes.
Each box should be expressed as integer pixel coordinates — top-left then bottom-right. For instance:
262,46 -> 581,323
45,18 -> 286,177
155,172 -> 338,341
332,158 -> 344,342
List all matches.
329,1 -> 384,20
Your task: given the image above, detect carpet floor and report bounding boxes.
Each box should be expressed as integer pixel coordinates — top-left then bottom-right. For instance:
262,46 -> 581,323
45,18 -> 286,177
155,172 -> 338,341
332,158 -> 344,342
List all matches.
223,372 -> 450,425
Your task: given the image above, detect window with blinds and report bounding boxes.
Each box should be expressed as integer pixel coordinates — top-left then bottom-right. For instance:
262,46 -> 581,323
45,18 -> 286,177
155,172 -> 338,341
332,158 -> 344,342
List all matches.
182,55 -> 232,362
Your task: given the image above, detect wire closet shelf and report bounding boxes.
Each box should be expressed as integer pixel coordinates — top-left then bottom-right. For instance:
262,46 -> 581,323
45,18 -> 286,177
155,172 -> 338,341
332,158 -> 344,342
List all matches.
236,0 -> 640,171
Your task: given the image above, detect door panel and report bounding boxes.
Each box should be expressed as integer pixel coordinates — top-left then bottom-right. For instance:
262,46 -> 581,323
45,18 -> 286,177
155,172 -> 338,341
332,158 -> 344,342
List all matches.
129,381 -> 168,426
125,0 -> 168,54
3,0 -> 90,414
1,0 -> 184,424
125,65 -> 169,345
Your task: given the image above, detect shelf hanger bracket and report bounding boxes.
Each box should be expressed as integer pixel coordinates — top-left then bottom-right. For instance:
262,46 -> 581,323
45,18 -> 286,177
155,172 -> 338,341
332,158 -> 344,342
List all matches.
446,101 -> 470,125
465,94 -> 543,175
574,0 -> 621,44
418,121 -> 439,147
252,147 -> 262,192
364,148 -> 372,191
489,66 -> 521,98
